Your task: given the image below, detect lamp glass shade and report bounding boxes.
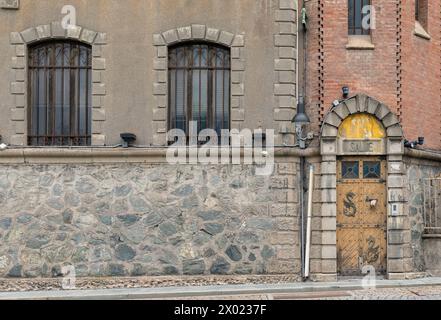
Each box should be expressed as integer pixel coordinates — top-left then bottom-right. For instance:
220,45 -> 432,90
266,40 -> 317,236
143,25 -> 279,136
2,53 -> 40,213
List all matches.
293,113 -> 310,124
292,101 -> 310,124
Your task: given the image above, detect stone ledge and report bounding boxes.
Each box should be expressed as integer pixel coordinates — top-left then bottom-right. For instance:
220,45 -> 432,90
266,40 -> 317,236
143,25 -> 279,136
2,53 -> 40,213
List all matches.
387,272 -> 429,280
414,22 -> 431,41
0,147 -> 320,164
423,234 -> 441,239
405,148 -> 441,163
346,35 -> 375,50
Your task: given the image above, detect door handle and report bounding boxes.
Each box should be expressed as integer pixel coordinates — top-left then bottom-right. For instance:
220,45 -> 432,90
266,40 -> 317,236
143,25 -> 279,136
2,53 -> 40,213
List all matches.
366,197 -> 378,208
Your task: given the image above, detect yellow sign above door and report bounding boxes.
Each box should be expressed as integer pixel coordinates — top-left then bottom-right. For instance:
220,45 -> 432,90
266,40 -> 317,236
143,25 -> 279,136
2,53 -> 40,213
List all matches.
338,114 -> 386,140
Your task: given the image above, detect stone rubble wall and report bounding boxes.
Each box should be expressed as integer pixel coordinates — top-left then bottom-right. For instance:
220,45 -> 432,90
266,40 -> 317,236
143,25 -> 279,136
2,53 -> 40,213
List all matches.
0,161 -> 301,278
404,156 -> 441,273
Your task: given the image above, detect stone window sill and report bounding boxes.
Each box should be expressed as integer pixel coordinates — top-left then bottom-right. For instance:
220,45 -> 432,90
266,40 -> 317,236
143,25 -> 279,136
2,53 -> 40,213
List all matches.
346,35 -> 375,50
414,21 -> 431,40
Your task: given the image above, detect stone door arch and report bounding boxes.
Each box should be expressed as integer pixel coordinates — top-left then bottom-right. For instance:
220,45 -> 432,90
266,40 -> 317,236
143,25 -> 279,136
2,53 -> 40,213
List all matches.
318,94 -> 410,280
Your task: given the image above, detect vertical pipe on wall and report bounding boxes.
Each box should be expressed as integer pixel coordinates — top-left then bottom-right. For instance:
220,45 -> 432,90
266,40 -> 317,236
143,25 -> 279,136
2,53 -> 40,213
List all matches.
304,164 -> 314,279
300,156 -> 306,277
297,0 -> 305,280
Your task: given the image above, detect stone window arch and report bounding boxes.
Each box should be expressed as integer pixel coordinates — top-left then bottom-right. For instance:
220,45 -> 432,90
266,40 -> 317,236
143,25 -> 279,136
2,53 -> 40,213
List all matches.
168,42 -> 231,138
28,40 -> 92,146
152,25 -> 245,146
10,22 -> 107,146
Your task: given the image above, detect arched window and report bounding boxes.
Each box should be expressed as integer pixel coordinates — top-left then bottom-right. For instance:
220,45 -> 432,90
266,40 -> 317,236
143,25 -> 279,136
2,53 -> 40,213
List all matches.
168,43 -> 230,139
28,41 -> 92,146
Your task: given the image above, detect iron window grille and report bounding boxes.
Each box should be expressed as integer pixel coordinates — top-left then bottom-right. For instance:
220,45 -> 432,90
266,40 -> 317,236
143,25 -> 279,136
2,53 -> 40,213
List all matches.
28,41 -> 92,146
423,178 -> 441,235
348,0 -> 371,35
168,43 -> 231,143
415,0 -> 428,30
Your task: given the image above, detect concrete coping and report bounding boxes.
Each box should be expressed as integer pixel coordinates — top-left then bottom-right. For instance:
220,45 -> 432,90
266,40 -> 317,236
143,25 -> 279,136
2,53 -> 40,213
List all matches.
0,147 -> 321,164
405,148 -> 441,163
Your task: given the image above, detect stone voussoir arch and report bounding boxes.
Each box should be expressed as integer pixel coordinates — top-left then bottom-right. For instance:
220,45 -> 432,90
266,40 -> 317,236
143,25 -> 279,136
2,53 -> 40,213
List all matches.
9,21 -> 107,146
321,94 -> 404,142
317,93 -> 410,280
151,25 -> 245,146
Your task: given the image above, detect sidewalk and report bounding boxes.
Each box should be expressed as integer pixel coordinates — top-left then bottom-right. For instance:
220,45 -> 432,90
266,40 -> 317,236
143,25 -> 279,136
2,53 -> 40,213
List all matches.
1,277 -> 441,300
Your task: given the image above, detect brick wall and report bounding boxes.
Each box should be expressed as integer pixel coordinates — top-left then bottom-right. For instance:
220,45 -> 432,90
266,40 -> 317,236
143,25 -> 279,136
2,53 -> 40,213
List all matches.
400,0 -> 441,150
304,0 -> 441,151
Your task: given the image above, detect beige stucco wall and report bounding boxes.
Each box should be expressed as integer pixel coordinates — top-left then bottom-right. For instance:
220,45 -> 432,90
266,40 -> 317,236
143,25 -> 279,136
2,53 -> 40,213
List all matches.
0,0 -> 280,146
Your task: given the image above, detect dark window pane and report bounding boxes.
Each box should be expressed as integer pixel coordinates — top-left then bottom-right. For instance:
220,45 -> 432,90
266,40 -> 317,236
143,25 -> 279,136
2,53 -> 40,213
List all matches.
354,0 -> 361,33
415,0 -> 419,21
28,41 -> 92,146
342,161 -> 359,179
348,0 -> 354,33
363,161 -> 381,179
200,69 -> 208,130
348,0 -> 370,35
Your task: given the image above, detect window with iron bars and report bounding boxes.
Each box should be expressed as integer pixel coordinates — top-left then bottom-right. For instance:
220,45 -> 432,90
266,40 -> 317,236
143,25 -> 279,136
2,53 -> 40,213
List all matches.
415,0 -> 429,31
168,43 -> 230,143
423,177 -> 441,235
28,41 -> 92,146
348,0 -> 371,35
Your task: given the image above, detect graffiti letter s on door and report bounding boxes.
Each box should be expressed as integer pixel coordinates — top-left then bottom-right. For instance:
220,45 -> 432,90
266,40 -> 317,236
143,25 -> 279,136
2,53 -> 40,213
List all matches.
365,236 -> 380,264
343,192 -> 357,217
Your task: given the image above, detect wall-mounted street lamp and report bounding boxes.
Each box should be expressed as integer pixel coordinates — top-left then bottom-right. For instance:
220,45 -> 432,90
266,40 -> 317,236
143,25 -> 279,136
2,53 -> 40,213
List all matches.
292,96 -> 311,149
404,137 -> 424,149
342,86 -> 350,99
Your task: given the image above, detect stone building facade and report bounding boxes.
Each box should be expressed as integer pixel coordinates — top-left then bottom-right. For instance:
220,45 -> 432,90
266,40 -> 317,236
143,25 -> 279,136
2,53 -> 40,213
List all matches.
0,0 -> 303,279
0,0 -> 440,281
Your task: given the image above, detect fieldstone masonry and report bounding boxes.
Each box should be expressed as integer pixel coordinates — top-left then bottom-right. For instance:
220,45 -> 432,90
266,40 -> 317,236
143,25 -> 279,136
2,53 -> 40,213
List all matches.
0,161 -> 301,278
404,157 -> 441,273
9,23 -> 107,146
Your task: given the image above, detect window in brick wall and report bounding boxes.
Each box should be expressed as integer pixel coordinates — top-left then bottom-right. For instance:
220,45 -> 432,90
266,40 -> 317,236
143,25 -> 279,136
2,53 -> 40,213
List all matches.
348,0 -> 371,35
415,0 -> 428,31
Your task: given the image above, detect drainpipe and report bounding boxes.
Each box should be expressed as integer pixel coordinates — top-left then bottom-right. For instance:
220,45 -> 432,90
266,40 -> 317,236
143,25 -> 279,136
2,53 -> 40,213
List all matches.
297,0 -> 304,278
298,0 -> 311,280
304,164 -> 314,279
299,157 -> 306,277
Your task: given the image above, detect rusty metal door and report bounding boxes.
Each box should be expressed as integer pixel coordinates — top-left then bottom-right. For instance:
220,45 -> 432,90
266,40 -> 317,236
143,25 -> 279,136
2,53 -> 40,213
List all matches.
337,157 -> 387,276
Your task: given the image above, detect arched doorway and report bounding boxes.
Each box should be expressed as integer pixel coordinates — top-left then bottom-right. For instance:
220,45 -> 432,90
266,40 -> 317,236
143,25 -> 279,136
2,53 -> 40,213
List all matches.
336,114 -> 387,275
320,94 -> 408,279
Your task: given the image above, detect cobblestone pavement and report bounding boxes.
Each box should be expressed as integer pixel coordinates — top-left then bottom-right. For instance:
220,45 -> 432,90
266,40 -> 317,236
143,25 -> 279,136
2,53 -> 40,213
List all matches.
320,286 -> 441,300
1,276 -> 441,300
155,286 -> 441,300
273,286 -> 441,300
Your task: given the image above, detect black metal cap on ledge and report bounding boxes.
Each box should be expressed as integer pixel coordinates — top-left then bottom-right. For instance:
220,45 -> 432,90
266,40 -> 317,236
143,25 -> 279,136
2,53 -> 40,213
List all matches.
120,133 -> 137,148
